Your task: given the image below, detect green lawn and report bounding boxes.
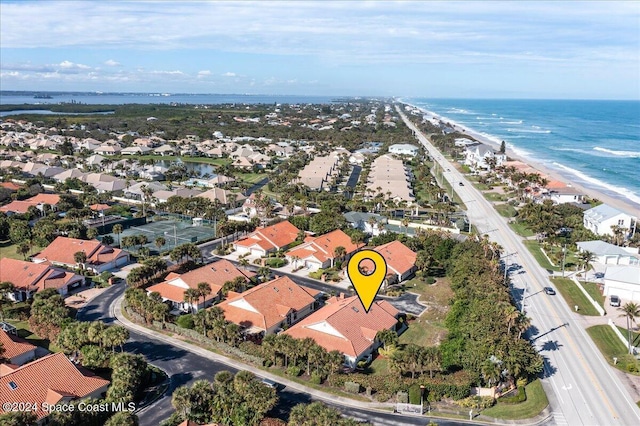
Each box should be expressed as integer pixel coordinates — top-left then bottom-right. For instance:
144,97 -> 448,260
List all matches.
400,277 -> 451,347
587,325 -> 640,374
237,173 -> 266,184
617,326 -> 640,347
369,356 -> 390,375
6,320 -> 62,352
482,379 -> 548,420
580,281 -> 605,308
483,192 -> 508,202
523,241 -> 559,271
551,277 -> 600,316
0,241 -> 43,260
509,221 -> 535,237
494,203 -> 517,218
473,182 -> 492,191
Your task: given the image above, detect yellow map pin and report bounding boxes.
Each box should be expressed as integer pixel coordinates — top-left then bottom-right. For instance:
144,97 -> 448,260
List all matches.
347,249 -> 387,313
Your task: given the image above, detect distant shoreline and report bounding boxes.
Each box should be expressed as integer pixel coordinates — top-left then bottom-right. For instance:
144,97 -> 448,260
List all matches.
400,101 -> 640,215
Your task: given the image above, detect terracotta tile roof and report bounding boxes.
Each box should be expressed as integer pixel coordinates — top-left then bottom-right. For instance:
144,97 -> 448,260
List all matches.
26,193 -> 60,206
0,353 -> 109,420
375,241 -> 417,277
33,237 -> 127,267
286,229 -> 359,263
148,259 -> 254,303
218,276 -> 319,332
544,180 -> 568,190
235,220 -> 300,252
88,203 -> 110,211
0,182 -> 20,191
0,200 -> 35,214
0,258 -> 84,293
284,296 -> 399,358
0,330 -> 36,361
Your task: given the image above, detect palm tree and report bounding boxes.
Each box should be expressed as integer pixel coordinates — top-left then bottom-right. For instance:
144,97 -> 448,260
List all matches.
184,288 -> 200,314
238,258 -> 249,270
74,251 -> 87,269
619,302 -> 640,354
578,250 -> 596,273
113,224 -> 123,247
155,236 -> 166,253
332,246 -> 346,268
197,282 -> 212,310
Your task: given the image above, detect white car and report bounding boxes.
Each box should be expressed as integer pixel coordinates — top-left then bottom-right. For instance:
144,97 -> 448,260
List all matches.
609,295 -> 621,307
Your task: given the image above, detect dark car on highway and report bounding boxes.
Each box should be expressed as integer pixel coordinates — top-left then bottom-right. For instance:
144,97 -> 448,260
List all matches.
544,287 -> 556,295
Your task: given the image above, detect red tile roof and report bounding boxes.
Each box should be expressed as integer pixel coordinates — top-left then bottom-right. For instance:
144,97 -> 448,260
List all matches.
0,200 -> 35,214
0,258 -> 84,293
33,237 -> 127,268
26,193 -> 60,206
286,229 -> 359,263
218,276 -> 319,332
0,330 -> 36,361
0,182 -> 20,191
375,241 -> 417,277
147,259 -> 254,303
0,353 -> 109,420
88,203 -> 110,211
284,296 -> 399,357
235,221 -> 300,252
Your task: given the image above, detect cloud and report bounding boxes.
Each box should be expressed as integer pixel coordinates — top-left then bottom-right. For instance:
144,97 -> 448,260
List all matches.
198,70 -> 211,76
59,60 -> 91,70
222,72 -> 236,77
104,59 -> 120,66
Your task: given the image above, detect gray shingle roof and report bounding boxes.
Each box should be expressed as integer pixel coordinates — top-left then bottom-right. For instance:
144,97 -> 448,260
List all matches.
584,204 -> 633,222
605,265 -> 640,285
577,241 -> 638,258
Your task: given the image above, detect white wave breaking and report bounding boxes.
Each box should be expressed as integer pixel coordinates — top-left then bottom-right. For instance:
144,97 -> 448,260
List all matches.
593,147 -> 640,158
552,162 -> 640,206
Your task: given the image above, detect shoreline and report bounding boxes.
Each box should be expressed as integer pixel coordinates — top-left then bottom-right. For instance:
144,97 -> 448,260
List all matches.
400,101 -> 640,215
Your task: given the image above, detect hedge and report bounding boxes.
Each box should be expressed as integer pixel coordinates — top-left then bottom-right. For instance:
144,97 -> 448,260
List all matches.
265,258 -> 287,268
499,386 -> 526,404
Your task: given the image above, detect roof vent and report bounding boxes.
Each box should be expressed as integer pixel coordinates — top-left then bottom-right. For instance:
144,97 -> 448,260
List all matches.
351,306 -> 359,313
8,381 -> 18,390
273,287 -> 279,292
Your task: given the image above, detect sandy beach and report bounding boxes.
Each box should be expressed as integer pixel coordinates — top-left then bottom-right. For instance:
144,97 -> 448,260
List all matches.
404,103 -> 640,215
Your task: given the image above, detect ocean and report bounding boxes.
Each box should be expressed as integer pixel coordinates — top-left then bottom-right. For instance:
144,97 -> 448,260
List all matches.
405,98 -> 640,210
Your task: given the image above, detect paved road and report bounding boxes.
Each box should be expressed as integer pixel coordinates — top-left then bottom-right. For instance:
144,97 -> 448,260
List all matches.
400,108 -> 640,426
79,284 -> 467,425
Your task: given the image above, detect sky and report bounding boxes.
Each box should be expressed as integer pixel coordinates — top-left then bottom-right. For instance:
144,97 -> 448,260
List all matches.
1,1 -> 639,99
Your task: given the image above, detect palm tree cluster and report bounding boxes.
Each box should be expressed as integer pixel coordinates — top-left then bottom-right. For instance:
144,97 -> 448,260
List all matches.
191,306 -> 241,346
182,282 -> 213,313
170,370 -> 278,426
441,239 -> 543,387
106,352 -> 151,405
57,320 -> 129,369
389,344 -> 443,380
125,256 -> 167,288
28,288 -> 70,341
619,302 -> 640,354
169,242 -> 203,265
125,288 -> 170,324
288,401 -> 364,426
495,166 -> 548,201
261,334 -> 344,377
157,195 -> 227,220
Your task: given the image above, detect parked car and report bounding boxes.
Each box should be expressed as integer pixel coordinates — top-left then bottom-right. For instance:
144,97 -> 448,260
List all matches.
260,378 -> 277,389
610,295 -> 621,307
544,287 -> 556,295
458,182 -> 464,186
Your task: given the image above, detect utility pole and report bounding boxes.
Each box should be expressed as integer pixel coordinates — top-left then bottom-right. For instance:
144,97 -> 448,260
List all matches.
562,244 -> 567,277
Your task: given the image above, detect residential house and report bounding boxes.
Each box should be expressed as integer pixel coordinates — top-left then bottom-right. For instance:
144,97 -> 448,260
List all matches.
577,241 -> 640,266
0,258 -> 85,301
375,240 -> 417,285
154,144 -> 176,156
343,212 -> 387,236
218,276 -> 321,335
0,330 -> 37,366
124,181 -> 167,200
197,188 -> 246,207
0,353 -> 110,423
388,143 -> 419,157
366,154 -> 414,204
603,265 -> 640,302
542,181 -> 586,204
146,259 -> 254,313
0,193 -> 60,215
583,204 -> 637,238
464,144 -> 506,170
285,229 -> 360,271
284,295 -> 402,368
153,188 -> 203,204
95,145 -> 122,156
121,146 -> 152,155
234,220 -> 301,257
32,237 -> 129,273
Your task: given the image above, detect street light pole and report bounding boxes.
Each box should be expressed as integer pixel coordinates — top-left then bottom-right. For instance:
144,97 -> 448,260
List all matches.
562,244 -> 567,277
420,385 -> 425,414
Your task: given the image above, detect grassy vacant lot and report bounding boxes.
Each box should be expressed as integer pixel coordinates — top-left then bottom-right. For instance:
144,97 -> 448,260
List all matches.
482,379 -> 548,420
551,277 -> 600,316
483,191 -> 508,202
509,221 -> 535,237
580,281 -> 605,308
402,277 -> 453,347
587,325 -> 640,375
6,320 -> 61,353
0,241 -> 43,260
494,203 -> 517,218
523,241 -> 558,271
236,173 -> 266,184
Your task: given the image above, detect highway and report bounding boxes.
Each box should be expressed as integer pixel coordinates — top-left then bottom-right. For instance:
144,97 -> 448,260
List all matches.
399,108 -> 640,426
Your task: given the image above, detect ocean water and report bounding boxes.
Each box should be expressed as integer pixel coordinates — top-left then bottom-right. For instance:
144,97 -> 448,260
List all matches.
406,98 -> 640,210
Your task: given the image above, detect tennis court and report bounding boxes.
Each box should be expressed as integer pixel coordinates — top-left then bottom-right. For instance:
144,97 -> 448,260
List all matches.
109,219 -> 216,254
